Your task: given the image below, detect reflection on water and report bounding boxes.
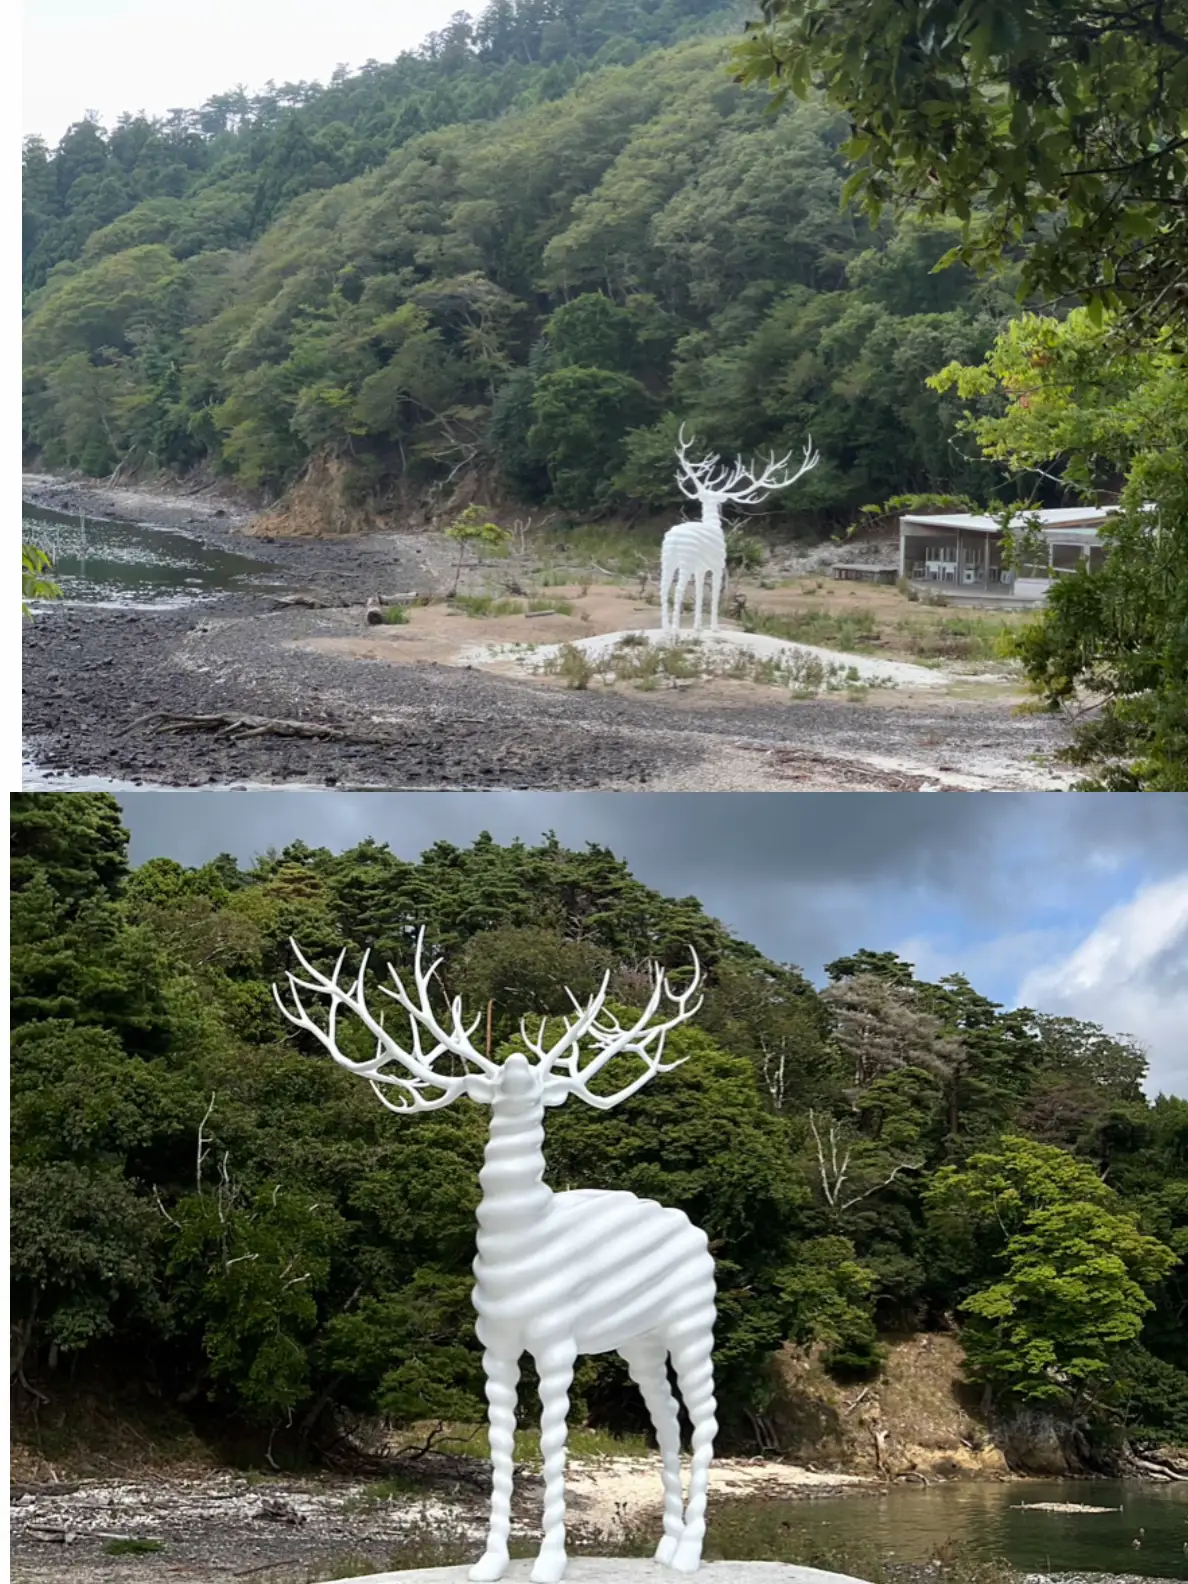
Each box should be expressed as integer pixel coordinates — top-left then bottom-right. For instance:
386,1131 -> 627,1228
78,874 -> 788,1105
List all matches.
710,1480 -> 1188,1578
22,504 -> 279,608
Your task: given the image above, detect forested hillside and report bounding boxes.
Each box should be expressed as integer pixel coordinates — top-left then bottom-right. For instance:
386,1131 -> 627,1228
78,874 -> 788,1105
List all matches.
21,0 -> 1019,524
10,794 -> 1188,1466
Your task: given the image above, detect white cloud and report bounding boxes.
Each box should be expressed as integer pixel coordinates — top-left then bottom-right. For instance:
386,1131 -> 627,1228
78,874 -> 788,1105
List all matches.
23,0 -> 465,142
1018,872 -> 1188,1097
894,927 -> 1083,1002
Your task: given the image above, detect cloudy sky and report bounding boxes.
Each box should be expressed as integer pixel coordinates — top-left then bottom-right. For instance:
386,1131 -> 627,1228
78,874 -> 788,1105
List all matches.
116,791 -> 1188,1097
23,0 -> 465,143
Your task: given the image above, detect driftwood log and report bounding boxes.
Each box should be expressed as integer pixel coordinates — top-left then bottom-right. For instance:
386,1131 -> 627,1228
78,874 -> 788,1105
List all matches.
121,712 -> 357,744
271,591 -> 418,614
366,593 -> 420,625
120,710 -> 492,746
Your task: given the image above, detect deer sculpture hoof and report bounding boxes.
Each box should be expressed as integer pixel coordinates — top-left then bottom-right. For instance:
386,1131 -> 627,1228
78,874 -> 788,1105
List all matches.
469,1551 -> 510,1582
529,1546 -> 568,1584
667,1538 -> 704,1574
655,1532 -> 681,1565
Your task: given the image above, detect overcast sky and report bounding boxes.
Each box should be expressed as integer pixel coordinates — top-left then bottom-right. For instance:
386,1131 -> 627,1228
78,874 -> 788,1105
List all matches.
23,0 -> 466,143
116,791 -> 1188,1097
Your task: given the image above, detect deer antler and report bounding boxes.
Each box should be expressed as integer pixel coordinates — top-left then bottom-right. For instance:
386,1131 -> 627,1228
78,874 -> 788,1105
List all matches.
714,438 -> 820,504
674,428 -> 819,505
527,952 -> 703,1110
273,928 -> 497,1113
674,426 -> 727,500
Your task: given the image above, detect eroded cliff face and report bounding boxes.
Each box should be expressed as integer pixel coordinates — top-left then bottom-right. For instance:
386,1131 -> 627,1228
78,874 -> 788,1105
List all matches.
242,457 -> 527,540
767,1334 -> 1188,1480
769,1334 -> 1011,1479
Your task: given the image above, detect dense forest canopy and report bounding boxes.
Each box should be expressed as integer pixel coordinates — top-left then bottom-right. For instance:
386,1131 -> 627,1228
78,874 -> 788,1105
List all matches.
10,794 -> 1188,1461
21,0 -> 1021,522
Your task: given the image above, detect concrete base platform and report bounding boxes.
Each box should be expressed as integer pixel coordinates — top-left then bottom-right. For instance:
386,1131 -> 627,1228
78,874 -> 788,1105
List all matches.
320,1563 -> 872,1584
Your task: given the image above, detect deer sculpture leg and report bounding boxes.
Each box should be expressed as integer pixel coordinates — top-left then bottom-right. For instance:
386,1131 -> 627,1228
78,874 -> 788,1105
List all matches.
692,570 -> 706,632
671,567 -> 688,633
621,1337 -> 685,1565
666,562 -> 685,632
709,565 -> 722,631
532,1341 -> 577,1583
680,570 -> 697,633
470,1350 -> 520,1581
667,1329 -> 718,1573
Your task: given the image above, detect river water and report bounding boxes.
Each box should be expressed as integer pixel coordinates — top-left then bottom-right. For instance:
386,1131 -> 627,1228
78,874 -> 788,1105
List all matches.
22,503 -> 290,788
710,1480 -> 1188,1578
22,503 -> 280,608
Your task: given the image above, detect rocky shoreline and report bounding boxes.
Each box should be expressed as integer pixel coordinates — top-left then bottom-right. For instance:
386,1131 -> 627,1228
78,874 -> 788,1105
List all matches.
7,1463 -> 878,1584
9,1466 -> 1185,1584
22,473 -> 1076,792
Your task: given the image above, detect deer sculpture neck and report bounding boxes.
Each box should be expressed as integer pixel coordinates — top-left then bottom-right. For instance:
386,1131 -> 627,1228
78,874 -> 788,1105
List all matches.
698,498 -> 723,537
477,1057 -> 552,1234
272,930 -> 713,1584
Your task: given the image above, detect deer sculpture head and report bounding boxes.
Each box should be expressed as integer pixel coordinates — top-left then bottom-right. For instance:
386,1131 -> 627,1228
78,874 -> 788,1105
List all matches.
273,927 -> 703,1116
674,423 -> 820,510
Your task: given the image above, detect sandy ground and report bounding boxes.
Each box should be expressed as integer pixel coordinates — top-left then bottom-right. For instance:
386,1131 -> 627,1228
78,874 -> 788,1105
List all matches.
22,474 -> 1077,791
8,1461 -> 877,1584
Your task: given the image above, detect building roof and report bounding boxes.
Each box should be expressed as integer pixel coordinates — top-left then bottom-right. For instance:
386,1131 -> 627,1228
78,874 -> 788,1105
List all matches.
901,507 -> 1118,534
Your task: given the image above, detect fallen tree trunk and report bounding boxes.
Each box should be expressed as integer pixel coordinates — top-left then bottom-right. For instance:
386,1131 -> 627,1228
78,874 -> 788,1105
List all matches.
121,712 -> 358,744
1126,1447 -> 1188,1480
272,591 -> 419,612
269,592 -> 344,610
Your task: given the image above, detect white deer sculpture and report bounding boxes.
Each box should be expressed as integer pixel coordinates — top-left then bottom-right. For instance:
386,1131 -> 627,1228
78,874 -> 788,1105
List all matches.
273,931 -> 716,1583
660,426 -> 820,632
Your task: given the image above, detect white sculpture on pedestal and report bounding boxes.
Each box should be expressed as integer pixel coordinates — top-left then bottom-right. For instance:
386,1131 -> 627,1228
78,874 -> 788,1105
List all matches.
660,427 -> 820,632
274,931 -> 716,1584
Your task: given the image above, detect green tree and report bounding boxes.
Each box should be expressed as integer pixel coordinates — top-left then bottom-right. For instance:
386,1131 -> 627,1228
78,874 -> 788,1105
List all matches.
929,309 -> 1188,789
926,1137 -> 1177,1412
736,0 -> 1188,335
21,544 -> 61,614
529,365 -> 653,509
10,791 -> 130,906
443,504 -> 512,594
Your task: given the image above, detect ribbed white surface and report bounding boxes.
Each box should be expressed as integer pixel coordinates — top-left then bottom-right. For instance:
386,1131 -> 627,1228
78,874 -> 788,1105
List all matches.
469,1089 -> 718,1581
660,515 -> 726,632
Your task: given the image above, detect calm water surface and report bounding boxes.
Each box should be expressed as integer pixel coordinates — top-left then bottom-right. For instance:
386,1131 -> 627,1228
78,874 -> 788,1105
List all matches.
22,503 -> 280,608
712,1480 -> 1188,1577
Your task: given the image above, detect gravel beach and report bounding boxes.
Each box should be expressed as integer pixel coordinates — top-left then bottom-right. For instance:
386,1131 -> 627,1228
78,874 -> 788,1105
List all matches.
21,475 -> 1076,792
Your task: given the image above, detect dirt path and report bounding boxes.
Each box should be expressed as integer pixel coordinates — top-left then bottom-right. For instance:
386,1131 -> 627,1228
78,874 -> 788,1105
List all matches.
22,476 -> 1076,792
9,1462 -> 877,1584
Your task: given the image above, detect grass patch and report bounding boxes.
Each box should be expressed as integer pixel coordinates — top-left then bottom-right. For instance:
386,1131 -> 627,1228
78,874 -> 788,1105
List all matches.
455,595 -> 574,619
379,604 -> 408,624
542,637 -> 859,695
894,614 -> 1022,662
103,1539 -> 166,1556
744,605 -> 881,650
364,1418 -> 653,1466
535,522 -> 666,578
551,643 -> 595,689
744,588 -> 1030,670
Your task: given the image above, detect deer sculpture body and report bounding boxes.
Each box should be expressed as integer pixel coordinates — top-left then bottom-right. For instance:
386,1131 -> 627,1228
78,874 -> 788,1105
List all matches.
274,932 -> 716,1584
660,427 -> 820,632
